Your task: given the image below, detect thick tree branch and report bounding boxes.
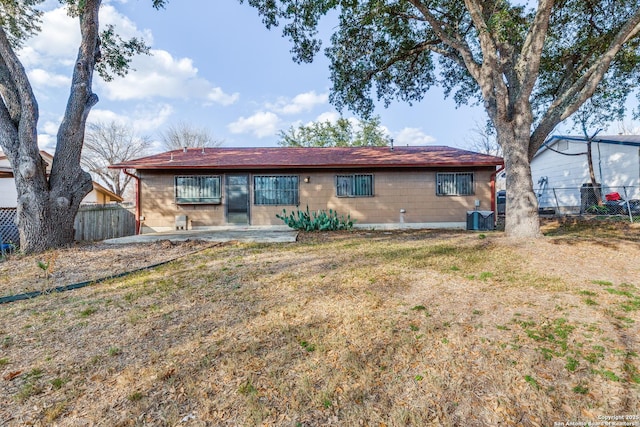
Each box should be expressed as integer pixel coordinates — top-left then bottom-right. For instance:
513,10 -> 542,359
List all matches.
51,0 -> 101,199
366,39 -> 442,80
515,0 -> 554,98
0,51 -> 21,126
464,0 -> 510,124
407,0 -> 482,81
531,7 -> 640,158
0,24 -> 39,159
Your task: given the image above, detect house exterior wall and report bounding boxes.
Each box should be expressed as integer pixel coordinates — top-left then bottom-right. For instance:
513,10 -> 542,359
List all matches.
0,177 -> 119,207
531,141 -> 640,213
138,167 -> 496,232
82,189 -> 121,205
0,178 -> 17,208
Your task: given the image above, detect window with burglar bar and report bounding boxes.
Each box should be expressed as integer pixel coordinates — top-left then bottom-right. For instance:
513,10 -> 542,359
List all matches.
175,176 -> 221,204
436,172 -> 474,196
254,175 -> 299,205
336,174 -> 374,197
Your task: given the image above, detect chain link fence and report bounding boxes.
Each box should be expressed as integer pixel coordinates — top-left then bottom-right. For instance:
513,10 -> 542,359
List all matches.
0,208 -> 19,253
535,184 -> 640,220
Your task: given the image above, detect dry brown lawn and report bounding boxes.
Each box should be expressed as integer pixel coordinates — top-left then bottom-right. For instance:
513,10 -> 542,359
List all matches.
0,218 -> 639,426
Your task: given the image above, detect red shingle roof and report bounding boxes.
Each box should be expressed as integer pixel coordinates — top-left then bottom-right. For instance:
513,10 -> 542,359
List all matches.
110,146 -> 503,170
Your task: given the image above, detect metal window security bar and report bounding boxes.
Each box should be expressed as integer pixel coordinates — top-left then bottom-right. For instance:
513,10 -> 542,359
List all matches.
437,172 -> 474,196
254,176 -> 299,205
175,176 -> 221,204
336,174 -> 373,197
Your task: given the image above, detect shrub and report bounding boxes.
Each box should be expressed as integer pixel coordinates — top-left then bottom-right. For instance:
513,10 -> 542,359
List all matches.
276,206 -> 355,231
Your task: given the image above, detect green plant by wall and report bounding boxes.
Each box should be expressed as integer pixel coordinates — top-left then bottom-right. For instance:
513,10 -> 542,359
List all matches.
276,206 -> 355,231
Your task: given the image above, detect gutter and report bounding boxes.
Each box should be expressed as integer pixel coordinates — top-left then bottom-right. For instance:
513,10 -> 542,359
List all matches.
490,164 -> 505,222
123,169 -> 141,234
115,162 -> 504,171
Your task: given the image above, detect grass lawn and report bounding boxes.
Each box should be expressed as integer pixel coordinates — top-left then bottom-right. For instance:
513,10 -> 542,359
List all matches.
1,219 -> 639,426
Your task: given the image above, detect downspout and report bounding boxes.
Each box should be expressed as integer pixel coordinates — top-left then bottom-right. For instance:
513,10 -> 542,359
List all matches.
490,164 -> 505,222
123,169 -> 141,234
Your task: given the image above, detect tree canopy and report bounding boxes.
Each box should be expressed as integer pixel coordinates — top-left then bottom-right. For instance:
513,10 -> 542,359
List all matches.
241,0 -> 640,238
278,116 -> 391,147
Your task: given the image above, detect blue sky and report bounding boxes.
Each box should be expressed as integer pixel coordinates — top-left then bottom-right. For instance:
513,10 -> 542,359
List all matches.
19,0 -> 640,153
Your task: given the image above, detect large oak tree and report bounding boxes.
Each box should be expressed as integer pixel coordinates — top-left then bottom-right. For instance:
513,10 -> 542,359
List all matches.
0,0 -> 165,253
241,0 -> 640,238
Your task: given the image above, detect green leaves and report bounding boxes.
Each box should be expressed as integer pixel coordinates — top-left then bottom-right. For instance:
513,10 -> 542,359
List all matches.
0,0 -> 44,48
278,115 -> 390,147
243,0 -> 640,127
276,206 -> 355,231
96,24 -> 151,82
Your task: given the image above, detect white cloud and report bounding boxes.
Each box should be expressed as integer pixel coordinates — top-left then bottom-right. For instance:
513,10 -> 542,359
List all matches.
228,112 -> 280,138
43,121 -> 61,135
22,4 -> 152,67
88,104 -> 174,134
267,91 -> 328,115
393,127 -> 437,146
20,5 -> 236,107
131,104 -> 174,133
207,87 -> 241,106
19,7 -> 79,68
100,4 -> 153,44
28,69 -> 70,89
37,133 -> 56,152
314,111 -> 340,123
100,49 -> 239,105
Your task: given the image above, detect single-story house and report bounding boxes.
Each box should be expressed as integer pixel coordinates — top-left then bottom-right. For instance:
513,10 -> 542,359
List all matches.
110,146 -> 504,233
531,135 -> 640,214
0,151 -> 124,208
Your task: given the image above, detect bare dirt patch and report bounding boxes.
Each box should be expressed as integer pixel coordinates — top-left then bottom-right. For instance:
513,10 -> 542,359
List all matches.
0,220 -> 639,426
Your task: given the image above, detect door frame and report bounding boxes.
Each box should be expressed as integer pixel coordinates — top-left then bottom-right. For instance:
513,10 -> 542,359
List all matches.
225,174 -> 250,224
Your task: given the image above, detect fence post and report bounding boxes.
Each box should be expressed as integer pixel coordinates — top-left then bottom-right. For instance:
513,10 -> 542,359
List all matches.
552,188 -> 562,216
623,186 -> 633,223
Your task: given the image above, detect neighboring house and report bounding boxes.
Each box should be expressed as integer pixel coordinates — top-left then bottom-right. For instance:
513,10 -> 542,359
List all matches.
0,151 -> 123,208
110,146 -> 504,233
531,135 -> 640,214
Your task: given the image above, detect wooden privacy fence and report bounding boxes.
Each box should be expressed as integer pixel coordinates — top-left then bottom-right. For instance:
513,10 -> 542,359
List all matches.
74,205 -> 136,242
1,205 -> 135,245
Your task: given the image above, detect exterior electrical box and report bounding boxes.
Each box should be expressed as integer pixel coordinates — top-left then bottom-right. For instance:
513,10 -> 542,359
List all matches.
175,215 -> 188,230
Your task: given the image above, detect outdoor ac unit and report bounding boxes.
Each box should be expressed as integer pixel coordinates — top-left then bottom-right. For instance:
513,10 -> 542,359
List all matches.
175,215 -> 188,230
466,211 -> 494,231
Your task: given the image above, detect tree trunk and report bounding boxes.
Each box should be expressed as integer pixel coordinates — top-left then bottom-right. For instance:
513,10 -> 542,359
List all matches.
586,139 -> 603,206
501,137 -> 542,238
10,144 -> 94,254
16,179 -> 92,253
0,0 -> 101,253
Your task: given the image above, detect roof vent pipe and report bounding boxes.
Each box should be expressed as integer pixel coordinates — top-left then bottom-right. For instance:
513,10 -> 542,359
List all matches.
183,146 -> 187,153
390,138 -> 394,151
